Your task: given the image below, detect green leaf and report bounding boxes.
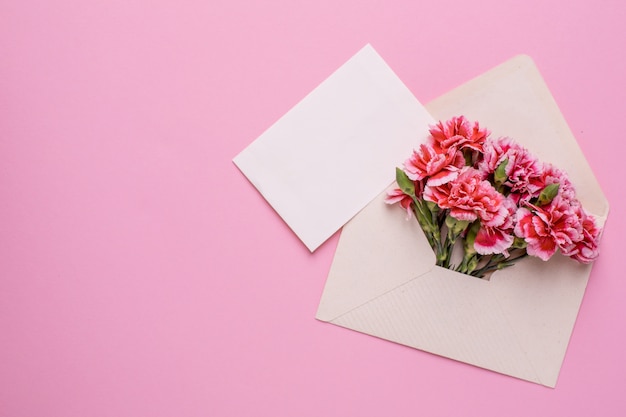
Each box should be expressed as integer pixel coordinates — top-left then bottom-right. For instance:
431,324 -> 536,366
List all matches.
494,158 -> 508,186
537,183 -> 559,206
395,168 -> 415,197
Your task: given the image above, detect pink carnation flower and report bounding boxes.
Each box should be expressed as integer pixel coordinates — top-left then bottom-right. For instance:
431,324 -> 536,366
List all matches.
385,188 -> 415,219
424,167 -> 508,227
561,206 -> 601,263
514,195 -> 583,261
429,115 -> 489,152
538,163 -> 577,202
403,143 -> 464,186
479,137 -> 545,201
478,136 -> 515,173
474,197 -> 516,255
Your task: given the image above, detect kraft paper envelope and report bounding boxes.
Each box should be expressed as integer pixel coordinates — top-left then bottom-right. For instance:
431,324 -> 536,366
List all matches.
316,55 -> 609,388
233,45 -> 434,251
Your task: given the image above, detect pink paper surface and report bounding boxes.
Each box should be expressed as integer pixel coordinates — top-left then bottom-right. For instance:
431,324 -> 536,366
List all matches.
1,1 -> 624,416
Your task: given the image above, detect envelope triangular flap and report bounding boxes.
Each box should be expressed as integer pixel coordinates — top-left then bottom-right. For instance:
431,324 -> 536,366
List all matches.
426,54 -> 608,221
316,55 -> 607,387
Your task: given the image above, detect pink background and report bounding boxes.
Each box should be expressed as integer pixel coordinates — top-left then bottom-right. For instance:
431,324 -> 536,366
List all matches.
1,0 -> 625,415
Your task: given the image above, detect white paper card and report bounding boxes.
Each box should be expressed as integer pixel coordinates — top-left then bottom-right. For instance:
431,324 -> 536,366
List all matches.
233,45 -> 435,251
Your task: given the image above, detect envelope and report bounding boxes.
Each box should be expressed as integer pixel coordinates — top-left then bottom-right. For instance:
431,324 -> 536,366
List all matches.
316,55 -> 609,388
233,45 -> 434,251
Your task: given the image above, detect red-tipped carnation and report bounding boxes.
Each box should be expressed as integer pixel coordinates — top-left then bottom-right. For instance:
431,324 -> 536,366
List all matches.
424,167 -> 508,227
429,115 -> 489,153
385,188 -> 415,219
514,196 -> 583,261
561,206 -> 601,263
403,143 -> 464,186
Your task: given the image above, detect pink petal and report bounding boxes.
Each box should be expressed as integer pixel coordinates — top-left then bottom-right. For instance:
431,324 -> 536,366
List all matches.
474,227 -> 514,255
384,188 -> 405,204
449,208 -> 478,222
526,237 -> 557,261
426,169 -> 459,187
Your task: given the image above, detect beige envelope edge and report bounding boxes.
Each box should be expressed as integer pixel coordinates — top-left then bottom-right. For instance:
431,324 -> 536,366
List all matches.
316,55 -> 609,388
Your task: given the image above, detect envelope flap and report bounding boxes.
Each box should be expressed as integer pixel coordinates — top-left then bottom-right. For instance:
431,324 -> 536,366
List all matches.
316,189 -> 436,322
425,54 -> 609,223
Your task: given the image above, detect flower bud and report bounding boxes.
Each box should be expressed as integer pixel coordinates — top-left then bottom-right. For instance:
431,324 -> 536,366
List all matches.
537,183 -> 559,206
494,158 -> 508,186
464,221 -> 481,255
445,215 -> 470,236
511,237 -> 528,249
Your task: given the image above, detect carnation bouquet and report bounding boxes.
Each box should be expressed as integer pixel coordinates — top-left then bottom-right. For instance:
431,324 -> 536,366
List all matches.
386,116 -> 602,278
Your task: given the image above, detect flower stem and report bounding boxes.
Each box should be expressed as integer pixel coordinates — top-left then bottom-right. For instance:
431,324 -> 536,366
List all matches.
412,204 -> 437,252
470,251 -> 529,278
